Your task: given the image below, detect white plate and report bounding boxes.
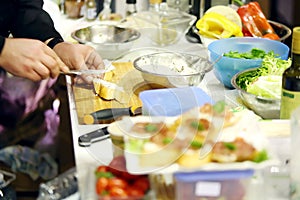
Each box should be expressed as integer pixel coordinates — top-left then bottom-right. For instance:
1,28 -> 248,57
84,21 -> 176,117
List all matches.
110,106 -> 280,174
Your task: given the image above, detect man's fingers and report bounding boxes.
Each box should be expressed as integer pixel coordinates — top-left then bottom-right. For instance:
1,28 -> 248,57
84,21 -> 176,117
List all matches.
86,51 -> 104,70
44,45 -> 69,73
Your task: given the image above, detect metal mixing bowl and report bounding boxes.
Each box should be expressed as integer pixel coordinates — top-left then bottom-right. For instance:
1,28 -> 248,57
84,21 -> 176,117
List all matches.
231,67 -> 281,119
133,52 -> 213,88
71,24 -> 141,60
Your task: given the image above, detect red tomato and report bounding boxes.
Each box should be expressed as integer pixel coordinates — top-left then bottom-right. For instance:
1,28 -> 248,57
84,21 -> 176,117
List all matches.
108,177 -> 128,189
96,177 -> 109,195
109,187 -> 128,197
263,33 -> 280,40
127,187 -> 145,198
96,165 -> 108,173
132,177 -> 150,192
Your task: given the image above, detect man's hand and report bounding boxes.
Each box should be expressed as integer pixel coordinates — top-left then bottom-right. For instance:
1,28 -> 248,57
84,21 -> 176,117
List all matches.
54,42 -> 105,84
53,42 -> 104,70
0,38 -> 68,81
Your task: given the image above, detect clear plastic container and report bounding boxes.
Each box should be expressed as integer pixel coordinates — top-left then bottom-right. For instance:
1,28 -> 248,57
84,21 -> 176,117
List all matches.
174,169 -> 255,200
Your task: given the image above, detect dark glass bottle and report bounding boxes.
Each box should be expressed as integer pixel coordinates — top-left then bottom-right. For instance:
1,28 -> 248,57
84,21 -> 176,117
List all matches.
280,27 -> 300,119
126,0 -> 137,16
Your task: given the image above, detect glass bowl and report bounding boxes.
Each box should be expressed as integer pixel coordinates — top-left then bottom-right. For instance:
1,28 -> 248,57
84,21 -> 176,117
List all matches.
130,8 -> 197,46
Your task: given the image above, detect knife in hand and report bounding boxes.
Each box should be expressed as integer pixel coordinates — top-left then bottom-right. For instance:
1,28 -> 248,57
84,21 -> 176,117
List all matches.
83,106 -> 142,124
78,126 -> 110,147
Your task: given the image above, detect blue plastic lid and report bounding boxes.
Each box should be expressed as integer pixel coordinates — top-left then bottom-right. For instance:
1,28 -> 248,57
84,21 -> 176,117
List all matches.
139,87 -> 213,116
174,169 -> 254,182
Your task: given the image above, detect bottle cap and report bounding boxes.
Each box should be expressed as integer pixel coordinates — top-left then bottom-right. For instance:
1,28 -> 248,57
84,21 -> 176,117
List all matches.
126,0 -> 136,4
292,27 -> 300,54
150,0 -> 162,4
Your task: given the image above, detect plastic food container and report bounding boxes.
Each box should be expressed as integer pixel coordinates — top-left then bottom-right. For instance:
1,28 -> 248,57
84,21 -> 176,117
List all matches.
174,169 -> 255,200
139,86 -> 213,116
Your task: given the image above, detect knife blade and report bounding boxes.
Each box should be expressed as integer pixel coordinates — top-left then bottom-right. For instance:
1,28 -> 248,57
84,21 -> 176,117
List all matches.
62,69 -> 108,76
78,126 -> 110,147
83,106 -> 142,124
61,60 -> 115,76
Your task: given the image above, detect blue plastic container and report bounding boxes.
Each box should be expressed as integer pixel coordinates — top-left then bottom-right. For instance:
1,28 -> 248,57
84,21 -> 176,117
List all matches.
208,37 -> 290,88
139,87 -> 213,116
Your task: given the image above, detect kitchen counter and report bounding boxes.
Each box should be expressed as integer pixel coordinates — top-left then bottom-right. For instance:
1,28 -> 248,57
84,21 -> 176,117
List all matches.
52,9 -> 291,200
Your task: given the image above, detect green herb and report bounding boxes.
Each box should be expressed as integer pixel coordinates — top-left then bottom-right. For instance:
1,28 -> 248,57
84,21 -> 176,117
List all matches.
232,0 -> 244,6
253,149 -> 268,163
190,140 -> 203,149
223,48 -> 275,59
127,139 -> 148,153
224,142 -> 236,150
145,124 -> 158,132
190,121 -> 205,131
213,101 -> 226,114
95,171 -> 114,179
163,137 -> 172,144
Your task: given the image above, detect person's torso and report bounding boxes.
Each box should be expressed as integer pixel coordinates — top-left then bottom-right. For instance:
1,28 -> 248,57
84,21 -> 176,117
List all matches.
0,1 -> 18,37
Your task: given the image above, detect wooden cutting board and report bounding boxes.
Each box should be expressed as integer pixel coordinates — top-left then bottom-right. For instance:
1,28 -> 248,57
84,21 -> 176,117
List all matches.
72,62 -> 154,124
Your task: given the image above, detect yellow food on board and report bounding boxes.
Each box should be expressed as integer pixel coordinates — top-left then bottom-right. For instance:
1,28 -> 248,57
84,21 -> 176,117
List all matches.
196,12 -> 243,39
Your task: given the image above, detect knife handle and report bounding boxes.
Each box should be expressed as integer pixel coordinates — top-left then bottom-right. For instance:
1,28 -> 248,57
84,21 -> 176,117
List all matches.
78,126 -> 110,147
91,107 -> 131,121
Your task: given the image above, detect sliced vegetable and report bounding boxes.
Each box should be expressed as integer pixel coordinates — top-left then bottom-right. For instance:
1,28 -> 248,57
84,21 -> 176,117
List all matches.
212,101 -> 226,114
253,149 -> 268,163
236,54 -> 291,99
196,12 -> 243,39
190,120 -> 205,131
224,142 -> 236,150
145,123 -> 158,132
190,140 -> 203,149
246,75 -> 282,99
237,2 -> 280,40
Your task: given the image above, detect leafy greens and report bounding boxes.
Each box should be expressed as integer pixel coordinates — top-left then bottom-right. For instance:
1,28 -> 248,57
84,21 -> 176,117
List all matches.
236,54 -> 291,99
224,48 -> 276,59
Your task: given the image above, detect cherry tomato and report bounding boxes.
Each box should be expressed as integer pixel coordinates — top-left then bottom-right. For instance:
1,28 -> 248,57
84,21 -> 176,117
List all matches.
132,177 -> 150,192
108,177 -> 128,189
109,187 -> 128,197
263,33 -> 280,40
127,187 -> 145,198
96,165 -> 108,173
96,177 -> 109,195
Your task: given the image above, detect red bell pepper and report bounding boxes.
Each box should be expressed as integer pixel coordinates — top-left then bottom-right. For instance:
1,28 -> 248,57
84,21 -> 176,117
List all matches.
237,2 -> 280,40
